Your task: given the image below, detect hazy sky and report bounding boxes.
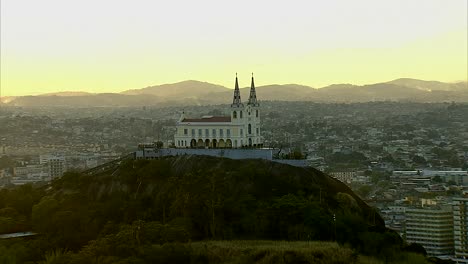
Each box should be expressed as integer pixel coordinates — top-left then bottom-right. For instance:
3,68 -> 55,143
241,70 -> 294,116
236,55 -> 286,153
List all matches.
1,0 -> 467,96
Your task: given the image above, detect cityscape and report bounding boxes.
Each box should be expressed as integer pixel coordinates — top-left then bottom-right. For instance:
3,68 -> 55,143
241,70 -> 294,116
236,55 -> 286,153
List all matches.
1,90 -> 468,261
1,0 -> 467,263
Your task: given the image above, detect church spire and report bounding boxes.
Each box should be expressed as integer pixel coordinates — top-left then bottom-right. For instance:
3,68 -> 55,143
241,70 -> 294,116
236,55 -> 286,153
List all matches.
248,72 -> 259,106
231,73 -> 243,107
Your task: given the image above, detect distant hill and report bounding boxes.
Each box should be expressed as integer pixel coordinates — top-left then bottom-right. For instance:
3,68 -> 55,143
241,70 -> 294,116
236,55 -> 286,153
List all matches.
254,84 -> 318,101
0,96 -> 16,104
122,80 -> 230,98
5,78 -> 468,107
318,83 -> 428,102
39,91 -> 94,97
8,93 -> 163,107
387,78 -> 468,91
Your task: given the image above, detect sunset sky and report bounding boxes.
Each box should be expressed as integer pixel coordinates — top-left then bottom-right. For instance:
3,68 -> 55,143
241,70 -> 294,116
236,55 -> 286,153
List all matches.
1,0 -> 467,96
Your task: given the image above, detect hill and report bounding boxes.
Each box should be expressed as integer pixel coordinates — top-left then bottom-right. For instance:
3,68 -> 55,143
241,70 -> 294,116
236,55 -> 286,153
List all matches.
5,79 -> 468,107
387,78 -> 468,92
6,93 -> 163,107
318,83 -> 428,102
122,80 -> 230,98
39,91 -> 94,97
0,155 -> 432,263
49,155 -> 386,240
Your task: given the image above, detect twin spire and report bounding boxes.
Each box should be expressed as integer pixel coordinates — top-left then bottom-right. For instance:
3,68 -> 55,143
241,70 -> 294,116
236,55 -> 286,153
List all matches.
248,73 -> 259,106
232,73 -> 242,107
231,73 -> 259,107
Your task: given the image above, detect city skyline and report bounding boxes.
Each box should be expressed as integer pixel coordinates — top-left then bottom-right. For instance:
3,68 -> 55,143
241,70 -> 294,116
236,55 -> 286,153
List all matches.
1,0 -> 467,96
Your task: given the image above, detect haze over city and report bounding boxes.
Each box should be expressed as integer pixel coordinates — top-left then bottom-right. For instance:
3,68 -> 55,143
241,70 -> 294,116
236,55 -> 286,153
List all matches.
1,0 -> 467,96
2,1 -> 468,263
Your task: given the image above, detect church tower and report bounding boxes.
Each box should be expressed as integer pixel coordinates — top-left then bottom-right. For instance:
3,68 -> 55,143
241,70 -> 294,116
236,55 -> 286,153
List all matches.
246,73 -> 261,147
230,73 -> 244,122
248,73 -> 259,107
231,73 -> 243,108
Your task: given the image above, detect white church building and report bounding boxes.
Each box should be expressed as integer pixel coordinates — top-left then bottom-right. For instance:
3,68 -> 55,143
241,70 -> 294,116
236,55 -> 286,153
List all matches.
174,74 -> 263,148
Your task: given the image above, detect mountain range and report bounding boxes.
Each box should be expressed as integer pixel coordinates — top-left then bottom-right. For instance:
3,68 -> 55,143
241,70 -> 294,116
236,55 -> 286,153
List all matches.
3,78 -> 467,107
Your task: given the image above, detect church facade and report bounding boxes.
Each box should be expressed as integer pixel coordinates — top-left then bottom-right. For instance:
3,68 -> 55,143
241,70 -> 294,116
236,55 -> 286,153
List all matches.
174,75 -> 263,148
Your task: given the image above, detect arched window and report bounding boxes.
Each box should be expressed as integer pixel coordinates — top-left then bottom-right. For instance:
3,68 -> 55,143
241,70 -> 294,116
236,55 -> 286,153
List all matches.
248,124 -> 252,134
240,111 -> 243,118
233,111 -> 237,118
256,110 -> 258,117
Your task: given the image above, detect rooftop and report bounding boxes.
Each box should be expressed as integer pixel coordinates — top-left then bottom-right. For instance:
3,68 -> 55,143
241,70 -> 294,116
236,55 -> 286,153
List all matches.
181,116 -> 231,123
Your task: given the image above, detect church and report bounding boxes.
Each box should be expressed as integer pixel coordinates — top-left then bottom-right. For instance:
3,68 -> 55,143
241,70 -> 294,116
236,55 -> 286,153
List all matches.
174,74 -> 263,148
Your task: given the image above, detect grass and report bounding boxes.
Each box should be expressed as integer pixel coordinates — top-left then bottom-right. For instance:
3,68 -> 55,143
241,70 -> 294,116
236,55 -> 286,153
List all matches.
190,240 -> 356,264
186,240 -> 430,264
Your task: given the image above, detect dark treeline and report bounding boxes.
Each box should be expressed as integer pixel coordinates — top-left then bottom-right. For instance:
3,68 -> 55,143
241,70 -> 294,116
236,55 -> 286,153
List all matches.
0,156 -> 431,263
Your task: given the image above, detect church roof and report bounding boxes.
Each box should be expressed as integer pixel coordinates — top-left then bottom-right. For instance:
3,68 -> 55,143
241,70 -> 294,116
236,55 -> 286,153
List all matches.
181,116 -> 231,123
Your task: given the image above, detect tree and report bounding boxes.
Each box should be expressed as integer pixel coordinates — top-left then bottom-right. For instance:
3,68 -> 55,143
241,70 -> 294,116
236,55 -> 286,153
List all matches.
356,185 -> 372,199
411,155 -> 426,165
404,243 -> 427,256
38,249 -> 70,264
155,141 -> 164,149
32,196 -> 59,233
432,176 -> 443,183
336,193 -> 361,214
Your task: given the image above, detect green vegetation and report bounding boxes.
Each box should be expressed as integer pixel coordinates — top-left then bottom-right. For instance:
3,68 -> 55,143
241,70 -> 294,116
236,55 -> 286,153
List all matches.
0,238 -> 431,264
0,156 -> 431,263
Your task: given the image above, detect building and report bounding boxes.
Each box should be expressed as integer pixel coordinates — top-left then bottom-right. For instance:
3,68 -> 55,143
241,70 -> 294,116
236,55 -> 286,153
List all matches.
424,170 -> 468,186
329,171 -> 356,184
12,164 -> 50,185
174,74 -> 262,148
392,170 -> 420,178
405,207 -> 454,257
13,165 -> 47,177
453,198 -> 468,263
40,154 -> 66,179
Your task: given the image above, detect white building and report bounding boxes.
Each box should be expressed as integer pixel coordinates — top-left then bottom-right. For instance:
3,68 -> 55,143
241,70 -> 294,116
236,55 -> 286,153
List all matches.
329,171 -> 356,184
174,74 -> 262,149
14,165 -> 47,177
453,198 -> 468,263
405,207 -> 454,257
40,154 -> 66,179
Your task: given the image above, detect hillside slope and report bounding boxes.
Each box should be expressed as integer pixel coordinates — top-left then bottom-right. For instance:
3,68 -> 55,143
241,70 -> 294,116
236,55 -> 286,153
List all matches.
1,155 -> 429,263
46,155 -> 384,241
